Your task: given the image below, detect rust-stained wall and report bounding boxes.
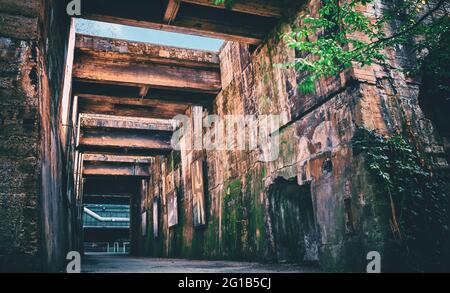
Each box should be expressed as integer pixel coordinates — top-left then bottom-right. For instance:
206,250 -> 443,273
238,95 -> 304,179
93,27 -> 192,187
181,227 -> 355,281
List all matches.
139,0 -> 449,271
0,0 -> 74,272
1,0 -> 445,272
0,0 -> 42,271
37,0 -> 76,272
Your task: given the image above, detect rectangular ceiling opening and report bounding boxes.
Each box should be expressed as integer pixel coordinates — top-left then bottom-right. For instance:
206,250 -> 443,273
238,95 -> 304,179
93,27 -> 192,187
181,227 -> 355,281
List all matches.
75,18 -> 225,52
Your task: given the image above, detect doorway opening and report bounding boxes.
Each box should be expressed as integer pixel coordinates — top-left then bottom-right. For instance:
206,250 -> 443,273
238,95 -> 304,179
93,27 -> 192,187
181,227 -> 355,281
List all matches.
268,178 -> 319,263
82,177 -> 142,255
83,201 -> 130,254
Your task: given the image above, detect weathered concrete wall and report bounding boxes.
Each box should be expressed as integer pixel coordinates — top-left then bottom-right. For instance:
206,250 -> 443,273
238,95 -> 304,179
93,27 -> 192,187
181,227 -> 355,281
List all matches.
0,0 -> 445,273
37,0 -> 74,272
0,0 -> 73,272
0,0 -> 42,271
136,0 -> 448,272
138,1 -> 356,269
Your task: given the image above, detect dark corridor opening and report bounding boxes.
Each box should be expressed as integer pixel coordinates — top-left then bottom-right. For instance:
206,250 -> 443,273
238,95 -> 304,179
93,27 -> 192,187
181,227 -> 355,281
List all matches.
268,178 -> 319,264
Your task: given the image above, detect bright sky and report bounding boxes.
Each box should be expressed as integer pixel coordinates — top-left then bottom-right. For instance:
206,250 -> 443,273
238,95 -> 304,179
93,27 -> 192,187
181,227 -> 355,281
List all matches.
75,19 -> 224,52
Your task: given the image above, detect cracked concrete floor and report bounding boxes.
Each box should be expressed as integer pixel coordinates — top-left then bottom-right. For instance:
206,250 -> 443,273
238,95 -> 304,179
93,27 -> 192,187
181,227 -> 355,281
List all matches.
82,254 -> 321,273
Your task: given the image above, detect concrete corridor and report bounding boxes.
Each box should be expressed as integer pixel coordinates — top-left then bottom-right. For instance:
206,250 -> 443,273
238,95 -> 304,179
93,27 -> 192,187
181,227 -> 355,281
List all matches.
82,254 -> 320,273
2,0 -> 449,274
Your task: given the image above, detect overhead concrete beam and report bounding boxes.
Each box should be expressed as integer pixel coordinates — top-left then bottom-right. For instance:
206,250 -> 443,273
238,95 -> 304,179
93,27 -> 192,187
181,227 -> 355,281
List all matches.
163,0 -> 181,24
180,0 -> 285,17
79,114 -> 178,132
83,161 -> 150,177
73,57 -> 221,94
73,80 -> 215,113
83,154 -> 154,164
75,34 -> 220,69
78,128 -> 173,156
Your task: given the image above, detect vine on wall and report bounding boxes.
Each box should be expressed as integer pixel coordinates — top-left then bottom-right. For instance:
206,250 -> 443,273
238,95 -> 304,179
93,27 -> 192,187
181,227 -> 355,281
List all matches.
352,128 -> 450,272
